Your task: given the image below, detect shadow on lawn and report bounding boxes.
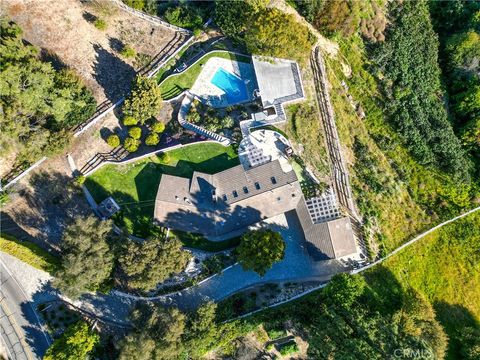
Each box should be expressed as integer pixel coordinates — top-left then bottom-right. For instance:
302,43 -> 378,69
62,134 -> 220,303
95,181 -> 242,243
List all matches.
84,151 -> 240,238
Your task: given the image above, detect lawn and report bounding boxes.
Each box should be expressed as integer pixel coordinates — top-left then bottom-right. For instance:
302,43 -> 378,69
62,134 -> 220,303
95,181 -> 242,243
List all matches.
158,51 -> 251,99
85,142 -> 240,239
0,233 -> 60,273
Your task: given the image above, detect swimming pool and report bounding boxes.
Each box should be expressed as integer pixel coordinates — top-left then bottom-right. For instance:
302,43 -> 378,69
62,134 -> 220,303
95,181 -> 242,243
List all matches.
210,67 -> 249,105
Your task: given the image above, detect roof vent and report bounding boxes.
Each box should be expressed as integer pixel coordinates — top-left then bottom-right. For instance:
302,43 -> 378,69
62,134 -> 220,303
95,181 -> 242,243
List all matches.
184,197 -> 192,205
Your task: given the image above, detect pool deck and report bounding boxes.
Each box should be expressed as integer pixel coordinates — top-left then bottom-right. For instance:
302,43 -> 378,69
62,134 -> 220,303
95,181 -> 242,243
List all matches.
190,57 -> 257,108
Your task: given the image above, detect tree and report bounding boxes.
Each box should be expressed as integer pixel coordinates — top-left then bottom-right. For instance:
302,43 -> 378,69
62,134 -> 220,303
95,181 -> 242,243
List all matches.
236,229 -> 285,276
313,0 -> 361,37
118,236 -> 190,291
323,273 -> 365,308
215,0 -> 258,43
164,5 -> 203,30
184,302 -> 219,357
106,134 -> 120,147
123,137 -> 140,153
119,305 -> 186,360
122,76 -> 162,124
120,45 -> 136,58
53,216 -> 114,298
44,321 -> 99,360
94,18 -> 107,31
0,20 -> 96,163
145,133 -> 159,146
244,8 -> 313,64
221,115 -> 234,129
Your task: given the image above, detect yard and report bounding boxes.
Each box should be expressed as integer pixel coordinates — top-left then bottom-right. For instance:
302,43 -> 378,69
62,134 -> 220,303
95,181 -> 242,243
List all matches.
159,51 -> 251,99
85,142 -> 239,239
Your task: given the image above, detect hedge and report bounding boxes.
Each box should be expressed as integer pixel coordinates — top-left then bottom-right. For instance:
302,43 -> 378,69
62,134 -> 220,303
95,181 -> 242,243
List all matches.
0,234 -> 60,273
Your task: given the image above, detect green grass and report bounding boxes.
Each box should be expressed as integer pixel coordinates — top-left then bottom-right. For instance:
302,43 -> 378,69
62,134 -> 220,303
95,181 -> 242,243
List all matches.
158,51 -> 251,99
380,211 -> 480,359
0,234 -> 60,273
85,143 -> 239,239
173,230 -> 241,252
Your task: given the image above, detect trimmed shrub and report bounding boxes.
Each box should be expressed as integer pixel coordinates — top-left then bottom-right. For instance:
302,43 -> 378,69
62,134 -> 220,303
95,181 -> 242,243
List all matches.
123,116 -> 138,126
145,133 -> 160,146
106,134 -> 120,147
120,45 -> 136,58
151,121 -> 166,133
158,152 -> 170,163
94,19 -> 107,30
123,137 -> 140,152
128,126 -> 142,140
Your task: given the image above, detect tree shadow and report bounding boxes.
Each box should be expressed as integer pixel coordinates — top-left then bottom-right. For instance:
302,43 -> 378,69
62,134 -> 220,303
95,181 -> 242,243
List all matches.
433,301 -> 480,359
39,48 -> 67,71
92,44 -> 135,103
108,37 -> 124,53
82,11 -> 97,23
160,190 -> 263,238
1,171 -> 92,252
17,282 -> 57,358
361,265 -> 406,315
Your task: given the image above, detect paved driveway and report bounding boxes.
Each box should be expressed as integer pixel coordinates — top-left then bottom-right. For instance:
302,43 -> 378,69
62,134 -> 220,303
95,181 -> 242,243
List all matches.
163,211 -> 345,309
0,211 -> 346,334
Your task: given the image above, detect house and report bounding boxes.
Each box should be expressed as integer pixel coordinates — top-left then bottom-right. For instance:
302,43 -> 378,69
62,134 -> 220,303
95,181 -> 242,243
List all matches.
154,160 -> 302,238
154,160 -> 359,261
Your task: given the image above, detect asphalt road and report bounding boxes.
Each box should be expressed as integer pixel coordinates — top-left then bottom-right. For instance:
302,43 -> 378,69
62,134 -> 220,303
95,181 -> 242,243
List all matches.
0,259 -> 52,360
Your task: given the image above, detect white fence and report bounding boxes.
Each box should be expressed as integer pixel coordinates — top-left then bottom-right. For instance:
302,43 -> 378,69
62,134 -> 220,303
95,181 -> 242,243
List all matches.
82,139 -> 228,177
73,35 -> 194,138
1,157 -> 47,191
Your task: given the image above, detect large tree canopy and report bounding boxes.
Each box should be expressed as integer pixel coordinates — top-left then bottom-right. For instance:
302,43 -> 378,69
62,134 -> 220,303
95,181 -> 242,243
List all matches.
236,229 -> 285,276
119,305 -> 186,360
0,20 -> 96,163
122,76 -> 162,125
118,236 -> 190,292
53,216 -> 115,299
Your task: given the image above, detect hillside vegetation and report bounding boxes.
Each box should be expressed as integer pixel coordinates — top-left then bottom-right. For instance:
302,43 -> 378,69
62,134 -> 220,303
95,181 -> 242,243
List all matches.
383,211 -> 480,359
316,1 -> 480,254
0,19 -> 96,169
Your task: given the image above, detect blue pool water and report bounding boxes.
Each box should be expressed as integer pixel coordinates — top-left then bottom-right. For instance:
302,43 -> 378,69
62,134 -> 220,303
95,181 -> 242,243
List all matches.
210,68 -> 249,104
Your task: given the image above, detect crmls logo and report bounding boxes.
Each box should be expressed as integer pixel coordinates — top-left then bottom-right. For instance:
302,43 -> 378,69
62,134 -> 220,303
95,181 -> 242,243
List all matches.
394,348 -> 434,359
